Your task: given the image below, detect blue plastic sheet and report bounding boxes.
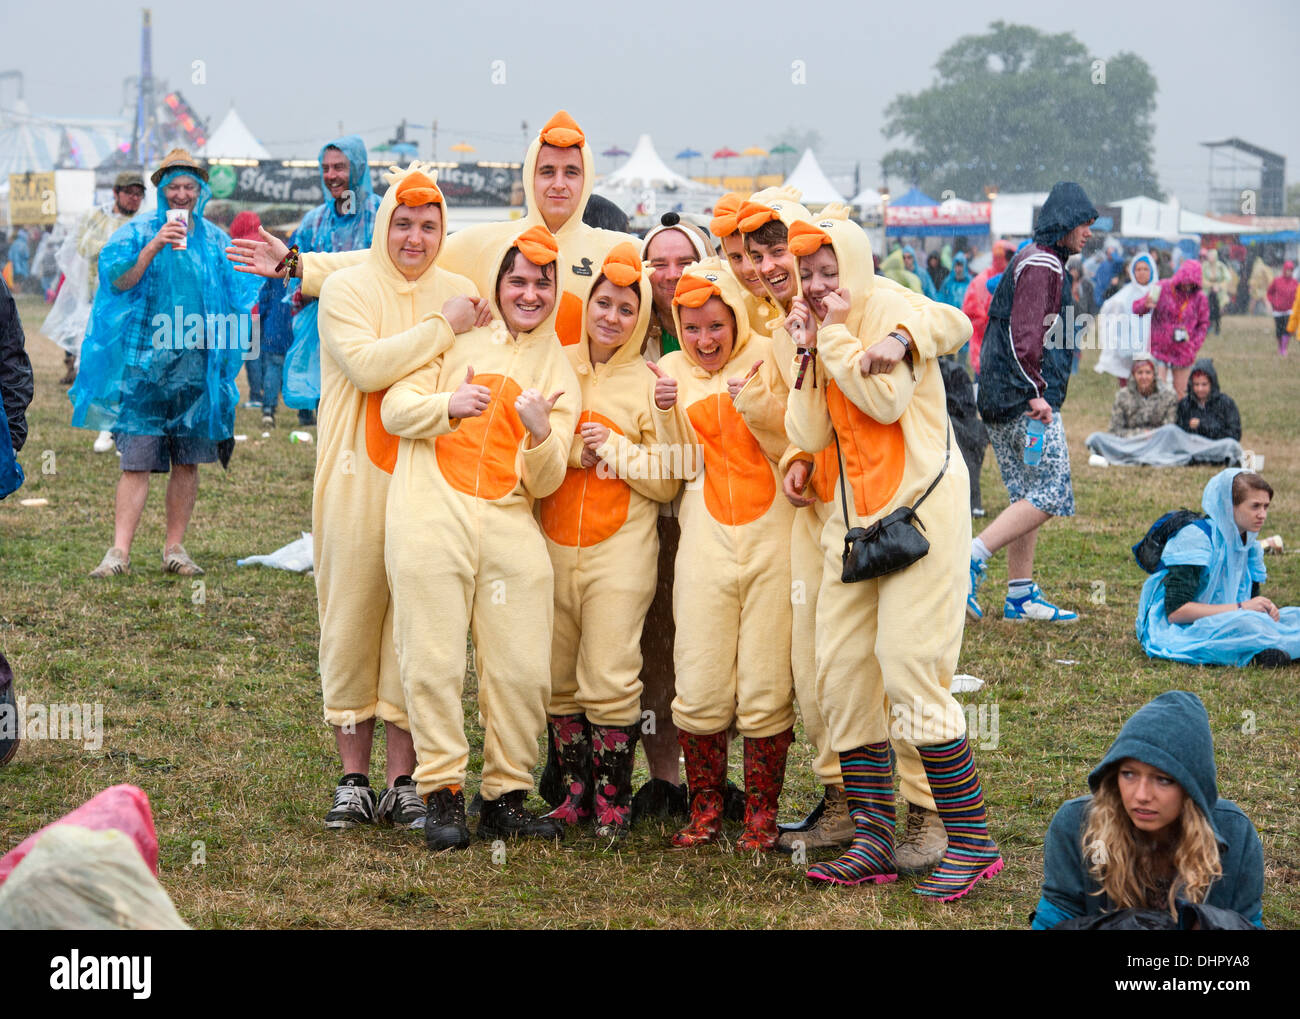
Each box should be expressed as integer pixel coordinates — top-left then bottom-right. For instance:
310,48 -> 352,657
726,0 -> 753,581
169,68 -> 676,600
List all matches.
69,169 -> 261,440
282,301 -> 321,409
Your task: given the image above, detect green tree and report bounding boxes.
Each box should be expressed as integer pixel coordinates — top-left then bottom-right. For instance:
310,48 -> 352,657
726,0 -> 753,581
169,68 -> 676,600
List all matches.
882,21 -> 1163,204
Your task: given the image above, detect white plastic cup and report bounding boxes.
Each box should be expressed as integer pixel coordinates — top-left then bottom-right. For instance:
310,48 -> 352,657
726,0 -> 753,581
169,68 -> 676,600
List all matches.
289,430 -> 313,444
166,208 -> 189,250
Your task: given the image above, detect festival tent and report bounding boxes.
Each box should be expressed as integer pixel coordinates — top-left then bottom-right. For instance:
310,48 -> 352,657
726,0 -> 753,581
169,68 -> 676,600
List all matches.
201,107 -> 271,160
599,134 -> 705,191
989,191 -> 1050,238
884,187 -> 990,238
781,149 -> 844,206
851,186 -> 885,214
0,104 -> 127,179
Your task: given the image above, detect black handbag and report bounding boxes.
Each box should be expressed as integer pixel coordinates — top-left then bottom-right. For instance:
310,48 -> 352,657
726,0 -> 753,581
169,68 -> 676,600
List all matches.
835,423 -> 950,583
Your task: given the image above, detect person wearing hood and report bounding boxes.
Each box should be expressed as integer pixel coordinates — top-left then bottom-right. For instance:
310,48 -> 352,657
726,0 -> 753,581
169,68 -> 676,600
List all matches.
654,258 -> 797,852
247,112 -> 636,349
640,212 -> 714,360
961,240 -> 1015,375
73,149 -> 262,579
1032,690 -> 1264,929
1094,253 -> 1159,386
1090,236 -> 1125,305
1083,357 -> 1243,467
970,183 -> 1096,625
1200,249 -> 1233,336
1135,470 -> 1297,667
380,222 -> 579,850
1265,260 -> 1296,356
1136,258 -> 1210,398
736,195 -> 967,867
1175,360 -> 1240,441
279,135 -> 382,424
1247,251 -> 1273,315
936,251 -> 970,309
925,251 -> 947,293
710,192 -> 780,338
880,245 -> 923,294
311,166 -> 485,832
783,214 -> 1002,902
538,244 -> 682,841
1,274 -> 33,501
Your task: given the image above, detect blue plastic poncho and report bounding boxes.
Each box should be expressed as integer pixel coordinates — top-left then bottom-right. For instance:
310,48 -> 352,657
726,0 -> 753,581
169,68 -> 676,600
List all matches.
902,245 -> 938,300
937,252 -> 971,308
0,398 -> 22,499
68,170 -> 261,441
1136,468 -> 1300,665
283,135 -> 383,410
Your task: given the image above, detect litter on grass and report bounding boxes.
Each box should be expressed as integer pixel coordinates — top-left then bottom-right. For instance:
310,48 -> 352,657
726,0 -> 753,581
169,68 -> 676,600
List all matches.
236,532 -> 314,572
951,674 -> 984,693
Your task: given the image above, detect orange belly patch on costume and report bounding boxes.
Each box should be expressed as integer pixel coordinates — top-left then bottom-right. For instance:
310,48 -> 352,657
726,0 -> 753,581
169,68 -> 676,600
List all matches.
556,291 -> 584,347
435,374 -> 525,500
539,411 -> 631,547
365,390 -> 399,474
687,393 -> 775,527
810,446 -> 839,504
825,381 -> 904,517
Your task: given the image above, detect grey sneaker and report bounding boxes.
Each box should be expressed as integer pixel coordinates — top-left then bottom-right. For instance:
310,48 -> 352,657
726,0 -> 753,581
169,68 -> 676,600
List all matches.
163,543 -> 204,576
894,800 -> 947,874
89,547 -> 131,578
325,778 -> 378,830
377,779 -> 426,829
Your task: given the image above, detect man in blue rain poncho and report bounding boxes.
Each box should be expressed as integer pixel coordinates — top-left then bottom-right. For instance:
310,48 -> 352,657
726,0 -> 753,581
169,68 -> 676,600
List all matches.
276,136 -> 382,424
71,149 -> 261,578
1137,469 -> 1299,667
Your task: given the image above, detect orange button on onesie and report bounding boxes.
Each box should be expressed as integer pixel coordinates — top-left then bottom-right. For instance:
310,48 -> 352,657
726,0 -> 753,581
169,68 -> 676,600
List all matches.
660,259 -> 796,852
783,213 -> 973,757
299,112 -> 636,348
314,164 -> 476,732
379,232 -> 579,802
735,194 -> 972,812
536,246 -> 683,834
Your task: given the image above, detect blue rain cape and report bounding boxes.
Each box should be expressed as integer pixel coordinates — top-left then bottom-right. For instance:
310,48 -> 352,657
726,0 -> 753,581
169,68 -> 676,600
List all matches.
68,169 -> 261,440
0,398 -> 22,499
902,245 -> 938,300
283,135 -> 382,409
937,252 -> 971,308
1136,468 -> 1300,665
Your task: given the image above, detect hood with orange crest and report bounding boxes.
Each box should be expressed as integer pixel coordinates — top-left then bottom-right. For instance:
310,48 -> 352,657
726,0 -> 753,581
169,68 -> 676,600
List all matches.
670,257 -> 755,369
519,110 -> 596,239
485,222 -> 564,337
577,241 -> 654,370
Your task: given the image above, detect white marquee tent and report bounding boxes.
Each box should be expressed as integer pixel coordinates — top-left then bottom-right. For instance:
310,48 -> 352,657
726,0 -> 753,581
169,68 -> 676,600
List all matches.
202,107 -> 271,160
781,149 -> 844,206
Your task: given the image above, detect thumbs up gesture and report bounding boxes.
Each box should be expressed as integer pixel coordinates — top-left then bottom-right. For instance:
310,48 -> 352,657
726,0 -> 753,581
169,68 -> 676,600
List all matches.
448,366 -> 491,419
727,359 -> 763,401
648,360 -> 677,410
515,387 -> 563,442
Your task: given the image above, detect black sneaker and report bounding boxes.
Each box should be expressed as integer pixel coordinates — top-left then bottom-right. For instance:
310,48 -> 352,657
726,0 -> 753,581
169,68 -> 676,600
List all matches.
324,774 -> 377,829
425,787 -> 471,851
377,776 -> 426,828
629,778 -> 689,822
477,790 -> 563,841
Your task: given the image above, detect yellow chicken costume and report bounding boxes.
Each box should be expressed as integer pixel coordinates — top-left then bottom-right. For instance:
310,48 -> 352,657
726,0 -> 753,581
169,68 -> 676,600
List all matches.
734,192 -> 971,861
657,258 -> 796,852
538,243 -> 682,838
783,212 -> 1002,900
299,111 -> 635,347
314,164 -> 476,739
379,224 -> 580,850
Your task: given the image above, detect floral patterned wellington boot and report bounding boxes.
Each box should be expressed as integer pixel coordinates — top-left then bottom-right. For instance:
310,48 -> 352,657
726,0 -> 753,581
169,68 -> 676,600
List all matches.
735,727 -> 794,851
543,714 -> 593,826
591,722 -> 640,841
671,730 -> 729,848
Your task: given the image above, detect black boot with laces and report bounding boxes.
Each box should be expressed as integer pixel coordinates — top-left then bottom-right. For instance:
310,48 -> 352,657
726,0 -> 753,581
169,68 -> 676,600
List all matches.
478,790 -> 564,841
424,787 -> 471,851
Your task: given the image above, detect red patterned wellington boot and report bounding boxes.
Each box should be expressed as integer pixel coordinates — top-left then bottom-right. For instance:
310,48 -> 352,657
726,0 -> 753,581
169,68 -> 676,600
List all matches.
671,730 -> 728,848
736,727 -> 794,851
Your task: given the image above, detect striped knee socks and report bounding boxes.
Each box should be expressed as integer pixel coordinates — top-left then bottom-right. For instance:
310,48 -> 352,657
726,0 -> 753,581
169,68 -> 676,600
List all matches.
913,736 -> 1003,901
806,742 -> 898,886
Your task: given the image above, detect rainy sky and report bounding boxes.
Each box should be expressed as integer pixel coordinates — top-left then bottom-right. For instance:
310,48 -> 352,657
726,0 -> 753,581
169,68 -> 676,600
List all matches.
3,0 -> 1297,210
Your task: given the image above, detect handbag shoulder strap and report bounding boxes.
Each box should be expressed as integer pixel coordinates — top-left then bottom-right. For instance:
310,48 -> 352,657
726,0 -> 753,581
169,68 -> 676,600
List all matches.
833,415 -> 951,522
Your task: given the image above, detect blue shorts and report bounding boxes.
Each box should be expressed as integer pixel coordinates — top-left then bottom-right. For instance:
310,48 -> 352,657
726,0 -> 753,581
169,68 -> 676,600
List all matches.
986,411 -> 1075,517
115,433 -> 218,473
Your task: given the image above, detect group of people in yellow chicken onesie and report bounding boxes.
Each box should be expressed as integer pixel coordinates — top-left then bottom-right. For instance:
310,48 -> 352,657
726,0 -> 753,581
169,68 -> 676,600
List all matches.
378,223 -> 580,851
537,243 -> 683,841
783,207 -> 1003,901
654,258 -> 798,852
730,190 -> 971,874
312,164 -> 481,831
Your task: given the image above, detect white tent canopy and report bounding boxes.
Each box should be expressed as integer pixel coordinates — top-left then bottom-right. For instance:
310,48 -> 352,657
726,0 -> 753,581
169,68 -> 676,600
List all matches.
781,149 -> 843,206
851,186 -> 884,212
1114,195 -> 1182,239
599,134 -> 703,191
202,107 -> 271,160
0,101 -> 127,179
990,191 -> 1050,237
